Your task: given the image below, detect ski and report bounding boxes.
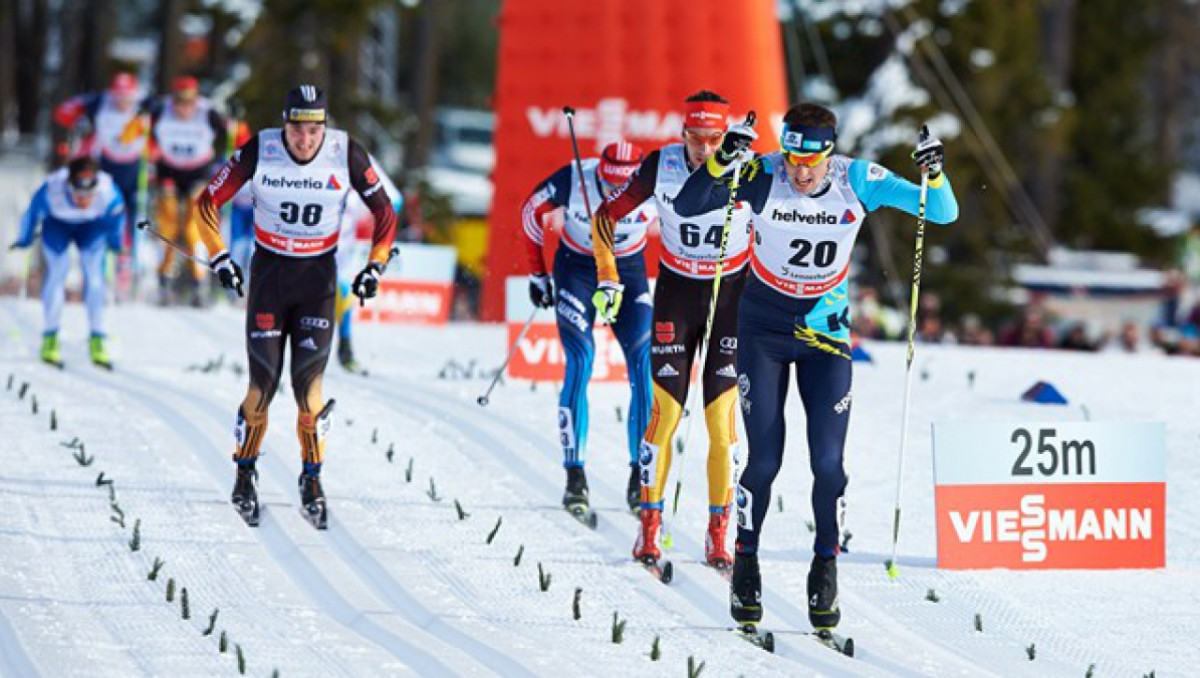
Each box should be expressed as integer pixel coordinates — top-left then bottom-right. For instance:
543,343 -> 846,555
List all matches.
706,561 -> 733,582
810,629 -> 855,657
93,361 -> 114,372
234,500 -> 261,527
732,623 -> 775,653
637,556 -> 673,584
302,502 -> 328,530
564,504 -> 598,530
42,359 -> 65,370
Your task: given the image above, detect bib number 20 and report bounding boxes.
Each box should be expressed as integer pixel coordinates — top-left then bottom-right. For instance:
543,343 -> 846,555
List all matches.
788,238 -> 836,267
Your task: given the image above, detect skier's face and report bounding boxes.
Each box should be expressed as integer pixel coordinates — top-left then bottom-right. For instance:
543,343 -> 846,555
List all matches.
68,172 -> 98,208
284,122 -> 326,162
682,127 -> 723,167
784,153 -> 831,195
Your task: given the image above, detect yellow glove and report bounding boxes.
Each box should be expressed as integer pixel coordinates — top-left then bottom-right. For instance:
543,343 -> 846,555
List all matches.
591,280 -> 624,324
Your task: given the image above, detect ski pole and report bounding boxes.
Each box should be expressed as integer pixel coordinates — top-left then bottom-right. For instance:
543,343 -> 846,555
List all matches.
562,107 -> 596,224
136,219 -> 211,267
662,112 -> 755,550
477,305 -> 539,407
886,168 -> 930,580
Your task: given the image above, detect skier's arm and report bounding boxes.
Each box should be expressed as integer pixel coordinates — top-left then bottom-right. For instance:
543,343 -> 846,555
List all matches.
207,108 -> 229,160
520,165 -> 571,275
847,159 -> 959,224
592,151 -> 658,285
13,184 -> 49,248
102,189 -> 126,251
674,155 -> 771,217
195,135 -> 259,255
347,137 -> 397,266
53,94 -> 94,130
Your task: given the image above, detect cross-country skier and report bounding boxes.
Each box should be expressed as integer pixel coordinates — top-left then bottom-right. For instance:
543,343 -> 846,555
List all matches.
674,102 -> 958,634
591,91 -> 753,570
193,85 -> 397,528
521,141 -> 657,519
11,156 -> 125,368
54,73 -> 145,292
122,75 -> 227,306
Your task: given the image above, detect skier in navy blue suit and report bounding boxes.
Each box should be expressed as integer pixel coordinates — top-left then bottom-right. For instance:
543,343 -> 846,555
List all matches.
674,102 -> 958,633
520,142 -> 659,515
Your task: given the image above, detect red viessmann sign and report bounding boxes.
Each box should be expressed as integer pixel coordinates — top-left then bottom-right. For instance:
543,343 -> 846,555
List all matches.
932,422 -> 1165,570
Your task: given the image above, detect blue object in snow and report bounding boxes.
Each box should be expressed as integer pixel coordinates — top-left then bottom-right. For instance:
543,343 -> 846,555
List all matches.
1021,381 -> 1068,405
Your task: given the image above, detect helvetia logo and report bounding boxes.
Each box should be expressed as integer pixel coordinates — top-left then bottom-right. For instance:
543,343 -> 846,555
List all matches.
840,209 -> 856,224
326,174 -> 341,190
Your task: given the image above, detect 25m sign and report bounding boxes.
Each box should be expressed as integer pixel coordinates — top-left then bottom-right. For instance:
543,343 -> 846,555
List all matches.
932,422 -> 1165,570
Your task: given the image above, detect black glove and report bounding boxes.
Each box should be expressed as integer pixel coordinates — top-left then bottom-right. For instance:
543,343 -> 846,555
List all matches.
913,124 -> 945,179
210,250 -> 244,297
715,120 -> 758,167
529,273 -> 554,309
352,261 -> 385,303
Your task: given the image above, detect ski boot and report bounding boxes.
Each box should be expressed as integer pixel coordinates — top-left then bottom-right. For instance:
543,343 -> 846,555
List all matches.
337,337 -> 363,374
632,507 -> 662,564
157,273 -> 172,306
40,332 -> 63,368
807,554 -> 841,630
299,471 -> 328,530
231,464 -> 260,526
705,507 -> 733,570
730,552 -> 763,625
88,333 -> 113,370
562,466 -> 596,528
625,463 -> 640,513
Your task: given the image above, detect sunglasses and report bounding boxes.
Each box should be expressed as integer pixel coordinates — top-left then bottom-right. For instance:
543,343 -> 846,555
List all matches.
69,175 -> 99,192
683,129 -> 724,145
782,149 -> 831,168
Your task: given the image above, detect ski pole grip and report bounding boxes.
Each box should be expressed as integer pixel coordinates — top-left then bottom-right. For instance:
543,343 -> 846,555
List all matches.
562,106 -> 575,117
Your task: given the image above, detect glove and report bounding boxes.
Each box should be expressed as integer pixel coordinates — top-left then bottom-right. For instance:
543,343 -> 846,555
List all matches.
9,238 -> 32,250
591,280 -> 624,324
529,273 -> 554,309
912,124 -> 945,180
210,250 -> 244,297
352,261 -> 385,303
715,121 -> 758,167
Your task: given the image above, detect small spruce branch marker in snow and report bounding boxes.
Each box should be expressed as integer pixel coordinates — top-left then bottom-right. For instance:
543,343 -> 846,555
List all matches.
610,611 -> 626,644
537,562 -> 552,591
572,588 -> 582,620
486,517 -> 502,544
427,478 -> 441,502
203,609 -> 219,636
128,519 -> 141,551
454,499 -> 469,520
148,558 -> 164,581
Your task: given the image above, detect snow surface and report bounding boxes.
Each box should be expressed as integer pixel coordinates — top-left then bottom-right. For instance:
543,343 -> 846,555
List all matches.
0,298 -> 1196,677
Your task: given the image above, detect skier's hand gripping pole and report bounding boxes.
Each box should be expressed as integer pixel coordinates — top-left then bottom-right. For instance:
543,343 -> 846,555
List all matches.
886,152 -> 931,580
662,111 -> 755,550
476,305 -> 540,407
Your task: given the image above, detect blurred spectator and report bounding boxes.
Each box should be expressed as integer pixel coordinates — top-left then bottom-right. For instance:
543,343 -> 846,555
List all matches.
998,308 -> 1056,348
958,313 -> 994,346
1058,322 -> 1098,351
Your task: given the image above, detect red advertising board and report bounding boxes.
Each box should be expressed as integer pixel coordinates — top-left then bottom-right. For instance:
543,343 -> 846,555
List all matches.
483,0 -> 788,321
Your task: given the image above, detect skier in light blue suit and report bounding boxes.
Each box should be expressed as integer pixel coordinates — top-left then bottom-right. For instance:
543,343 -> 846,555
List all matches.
12,156 -> 125,369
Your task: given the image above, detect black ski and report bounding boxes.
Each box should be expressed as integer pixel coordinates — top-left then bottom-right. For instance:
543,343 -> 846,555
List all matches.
42,359 -> 64,370
637,556 -> 673,584
733,624 -> 775,653
810,629 -> 854,657
564,504 -> 598,530
302,501 -> 328,530
235,500 -> 261,527
92,361 -> 114,372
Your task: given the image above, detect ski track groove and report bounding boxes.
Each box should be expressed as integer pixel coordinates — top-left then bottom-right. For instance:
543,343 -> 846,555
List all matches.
162,311 -> 540,677
0,306 -> 463,676
345,371 -> 870,676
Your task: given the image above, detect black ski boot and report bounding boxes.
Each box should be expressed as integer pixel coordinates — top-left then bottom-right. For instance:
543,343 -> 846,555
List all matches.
807,554 -> 840,630
231,464 -> 260,526
562,466 -> 589,510
299,471 -> 328,530
625,463 -> 641,512
730,552 -> 763,625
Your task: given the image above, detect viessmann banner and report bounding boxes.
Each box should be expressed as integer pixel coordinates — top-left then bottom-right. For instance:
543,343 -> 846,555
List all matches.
357,243 -> 457,325
932,422 -> 1166,570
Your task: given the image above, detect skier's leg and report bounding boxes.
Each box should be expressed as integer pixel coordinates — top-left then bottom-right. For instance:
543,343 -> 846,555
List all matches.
637,270 -> 698,510
76,224 -> 108,337
181,178 -> 208,284
552,249 -> 596,469
288,255 -> 337,475
154,177 -> 179,281
795,351 -> 852,558
235,251 -> 286,464
702,269 -> 747,512
39,219 -> 71,337
611,258 -> 652,468
732,300 -> 791,556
